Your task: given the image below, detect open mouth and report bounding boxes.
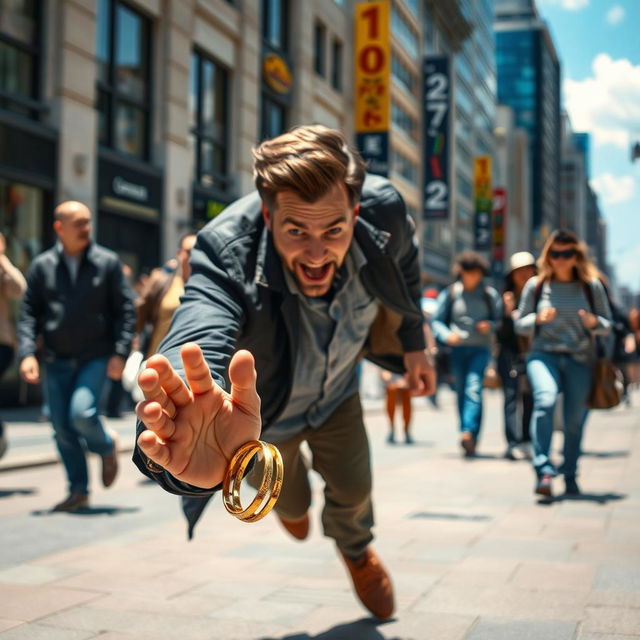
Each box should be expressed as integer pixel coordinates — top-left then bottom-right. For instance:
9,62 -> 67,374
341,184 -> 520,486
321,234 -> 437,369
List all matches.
299,263 -> 333,283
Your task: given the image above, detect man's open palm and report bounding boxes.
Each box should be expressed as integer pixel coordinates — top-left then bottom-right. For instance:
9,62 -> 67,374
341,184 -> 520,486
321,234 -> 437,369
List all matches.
136,343 -> 261,488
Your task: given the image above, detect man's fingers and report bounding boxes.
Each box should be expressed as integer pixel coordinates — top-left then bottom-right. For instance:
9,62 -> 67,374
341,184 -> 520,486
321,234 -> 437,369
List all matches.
138,367 -> 177,418
146,354 -> 192,407
229,350 -> 260,417
181,343 -> 215,396
137,429 -> 172,469
136,400 -> 177,441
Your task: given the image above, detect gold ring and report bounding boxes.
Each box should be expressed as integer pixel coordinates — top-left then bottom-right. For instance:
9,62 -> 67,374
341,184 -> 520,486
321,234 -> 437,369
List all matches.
222,440 -> 283,523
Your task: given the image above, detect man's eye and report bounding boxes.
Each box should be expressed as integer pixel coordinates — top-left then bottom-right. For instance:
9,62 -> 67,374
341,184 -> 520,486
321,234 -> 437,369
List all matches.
287,228 -> 303,237
327,227 -> 343,236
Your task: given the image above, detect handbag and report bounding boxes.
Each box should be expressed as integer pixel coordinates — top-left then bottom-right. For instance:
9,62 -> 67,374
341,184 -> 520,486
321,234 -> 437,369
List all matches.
587,357 -> 623,409
483,360 -> 502,389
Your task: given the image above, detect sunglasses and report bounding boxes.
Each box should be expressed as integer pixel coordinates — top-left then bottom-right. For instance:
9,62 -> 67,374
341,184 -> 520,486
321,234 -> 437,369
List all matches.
549,249 -> 576,260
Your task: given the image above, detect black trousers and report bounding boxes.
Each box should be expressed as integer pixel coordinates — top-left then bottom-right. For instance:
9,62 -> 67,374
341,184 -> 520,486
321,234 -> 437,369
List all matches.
497,350 -> 532,447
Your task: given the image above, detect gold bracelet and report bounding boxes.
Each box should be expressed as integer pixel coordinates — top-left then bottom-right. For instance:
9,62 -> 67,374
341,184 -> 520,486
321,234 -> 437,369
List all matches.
222,440 -> 283,523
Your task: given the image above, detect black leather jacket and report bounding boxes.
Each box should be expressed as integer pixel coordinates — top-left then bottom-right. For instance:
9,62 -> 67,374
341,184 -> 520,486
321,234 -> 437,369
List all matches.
133,175 -> 425,503
18,242 -> 135,363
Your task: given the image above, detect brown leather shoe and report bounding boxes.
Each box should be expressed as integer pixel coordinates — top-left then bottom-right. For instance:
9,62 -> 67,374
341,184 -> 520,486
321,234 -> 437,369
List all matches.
53,493 -> 89,512
341,547 -> 395,620
101,431 -> 119,488
276,513 -> 310,540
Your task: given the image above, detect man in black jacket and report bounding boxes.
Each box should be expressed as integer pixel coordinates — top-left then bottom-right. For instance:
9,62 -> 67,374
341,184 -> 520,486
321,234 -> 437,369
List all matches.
18,201 -> 135,512
133,126 -> 435,620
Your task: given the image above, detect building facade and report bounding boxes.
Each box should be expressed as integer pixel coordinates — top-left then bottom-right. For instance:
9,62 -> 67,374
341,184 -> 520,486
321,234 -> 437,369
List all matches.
493,104 -> 531,259
494,0 -> 561,250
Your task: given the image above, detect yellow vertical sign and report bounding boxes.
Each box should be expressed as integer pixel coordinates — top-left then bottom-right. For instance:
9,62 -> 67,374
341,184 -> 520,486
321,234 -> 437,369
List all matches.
354,1 -> 390,133
474,156 -> 493,250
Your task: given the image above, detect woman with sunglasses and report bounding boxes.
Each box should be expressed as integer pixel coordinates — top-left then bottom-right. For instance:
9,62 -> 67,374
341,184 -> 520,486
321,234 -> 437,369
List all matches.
515,230 -> 611,498
432,251 -> 500,457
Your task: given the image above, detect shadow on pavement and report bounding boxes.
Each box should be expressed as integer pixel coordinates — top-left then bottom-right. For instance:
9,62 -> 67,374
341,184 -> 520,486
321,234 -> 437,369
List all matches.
581,450 -> 630,459
537,492 -> 627,506
31,505 -> 141,517
0,487 -> 37,498
260,617 -> 399,640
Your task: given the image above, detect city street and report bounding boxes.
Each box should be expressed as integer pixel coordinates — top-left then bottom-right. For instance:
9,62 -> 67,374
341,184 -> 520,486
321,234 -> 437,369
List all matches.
0,387 -> 638,640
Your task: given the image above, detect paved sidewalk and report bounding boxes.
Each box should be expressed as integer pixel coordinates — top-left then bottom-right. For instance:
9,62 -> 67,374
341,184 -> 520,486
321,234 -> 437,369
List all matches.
0,388 -> 638,639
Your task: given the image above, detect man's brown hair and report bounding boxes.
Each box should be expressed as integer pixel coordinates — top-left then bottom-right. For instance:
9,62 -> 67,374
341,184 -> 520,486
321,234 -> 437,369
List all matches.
252,125 -> 367,211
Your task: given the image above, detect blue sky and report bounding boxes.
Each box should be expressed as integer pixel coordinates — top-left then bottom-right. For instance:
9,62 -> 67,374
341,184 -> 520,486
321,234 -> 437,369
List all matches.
536,0 -> 640,293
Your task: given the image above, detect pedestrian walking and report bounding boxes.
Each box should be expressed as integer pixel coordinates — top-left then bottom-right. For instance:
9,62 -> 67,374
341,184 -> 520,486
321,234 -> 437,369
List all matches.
515,229 -> 611,498
431,251 -> 500,457
17,201 -> 135,512
0,232 -> 27,459
496,251 -> 537,460
135,231 -> 197,359
381,370 -> 413,444
133,125 -> 436,620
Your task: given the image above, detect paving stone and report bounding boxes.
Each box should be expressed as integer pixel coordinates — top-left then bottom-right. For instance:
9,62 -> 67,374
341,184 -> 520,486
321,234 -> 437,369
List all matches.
0,584 -> 99,622
0,619 -> 22,633
578,635 -> 640,640
0,624 -> 96,639
582,606 -> 640,635
595,566 -> 640,591
464,617 -> 576,640
509,562 -> 596,591
0,563 -> 79,586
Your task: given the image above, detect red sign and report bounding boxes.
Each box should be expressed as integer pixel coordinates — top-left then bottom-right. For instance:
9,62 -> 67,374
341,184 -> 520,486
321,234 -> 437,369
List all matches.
492,188 -> 507,273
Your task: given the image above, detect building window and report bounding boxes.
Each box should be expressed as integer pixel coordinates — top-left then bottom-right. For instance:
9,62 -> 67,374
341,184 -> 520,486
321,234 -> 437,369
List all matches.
0,0 -> 39,118
392,55 -> 417,97
314,22 -> 326,77
331,38 -> 342,91
391,5 -> 418,59
261,94 -> 286,140
96,0 -> 151,160
391,149 -> 418,185
262,0 -> 288,52
190,51 -> 229,190
392,102 -> 417,140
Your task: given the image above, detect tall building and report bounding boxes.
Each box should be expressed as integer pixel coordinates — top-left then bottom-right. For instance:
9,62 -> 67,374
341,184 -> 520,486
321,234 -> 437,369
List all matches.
421,0 -> 496,284
560,112 -> 588,239
494,0 -> 561,249
494,105 -> 531,258
0,0 -> 353,401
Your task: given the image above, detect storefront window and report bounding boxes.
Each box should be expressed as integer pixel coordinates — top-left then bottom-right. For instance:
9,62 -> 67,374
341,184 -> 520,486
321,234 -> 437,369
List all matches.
0,0 -> 39,117
190,50 -> 229,189
96,0 -> 151,160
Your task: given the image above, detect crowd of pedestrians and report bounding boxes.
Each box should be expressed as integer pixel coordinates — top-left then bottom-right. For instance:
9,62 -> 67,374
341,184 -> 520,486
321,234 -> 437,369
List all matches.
0,124 -> 638,620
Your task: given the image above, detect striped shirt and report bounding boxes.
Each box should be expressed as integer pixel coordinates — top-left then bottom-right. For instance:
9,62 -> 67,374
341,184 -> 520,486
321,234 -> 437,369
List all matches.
515,276 -> 611,362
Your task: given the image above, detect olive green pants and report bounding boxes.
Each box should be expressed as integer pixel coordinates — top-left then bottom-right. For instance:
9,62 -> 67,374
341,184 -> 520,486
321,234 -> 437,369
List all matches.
250,393 -> 374,558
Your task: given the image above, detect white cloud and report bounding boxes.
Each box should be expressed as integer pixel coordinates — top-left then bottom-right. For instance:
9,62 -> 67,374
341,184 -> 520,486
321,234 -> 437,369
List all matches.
564,54 -> 640,148
591,173 -> 636,205
606,4 -> 625,24
538,0 -> 588,9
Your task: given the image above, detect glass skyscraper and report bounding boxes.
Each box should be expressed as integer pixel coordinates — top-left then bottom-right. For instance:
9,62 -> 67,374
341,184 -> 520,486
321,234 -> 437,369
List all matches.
495,0 -> 561,248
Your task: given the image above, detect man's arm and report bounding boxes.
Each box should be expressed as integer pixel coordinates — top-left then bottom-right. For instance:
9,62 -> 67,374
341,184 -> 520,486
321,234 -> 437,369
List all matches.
133,232 -> 251,494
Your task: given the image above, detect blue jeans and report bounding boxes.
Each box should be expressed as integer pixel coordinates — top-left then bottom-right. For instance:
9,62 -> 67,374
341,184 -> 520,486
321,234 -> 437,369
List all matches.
526,352 -> 592,478
45,357 -> 113,495
450,346 -> 491,438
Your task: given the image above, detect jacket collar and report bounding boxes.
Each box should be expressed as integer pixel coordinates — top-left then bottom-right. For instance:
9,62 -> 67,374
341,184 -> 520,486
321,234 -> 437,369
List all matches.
55,240 -> 95,264
254,216 -> 390,292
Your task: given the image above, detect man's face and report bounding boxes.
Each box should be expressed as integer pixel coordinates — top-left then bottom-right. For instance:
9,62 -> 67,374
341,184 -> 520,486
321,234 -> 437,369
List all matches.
177,234 -> 197,282
263,184 -> 358,297
54,204 -> 92,254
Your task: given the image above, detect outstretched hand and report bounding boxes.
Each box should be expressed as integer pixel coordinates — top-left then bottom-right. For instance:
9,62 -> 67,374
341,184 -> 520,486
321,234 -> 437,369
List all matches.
136,343 -> 261,489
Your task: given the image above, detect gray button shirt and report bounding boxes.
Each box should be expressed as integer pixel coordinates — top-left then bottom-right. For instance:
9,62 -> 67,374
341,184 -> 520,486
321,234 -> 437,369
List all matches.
265,242 -> 378,443
56,241 -> 80,283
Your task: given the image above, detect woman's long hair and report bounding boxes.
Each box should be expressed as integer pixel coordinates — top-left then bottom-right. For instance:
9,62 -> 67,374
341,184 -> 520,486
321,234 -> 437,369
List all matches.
537,229 -> 599,284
